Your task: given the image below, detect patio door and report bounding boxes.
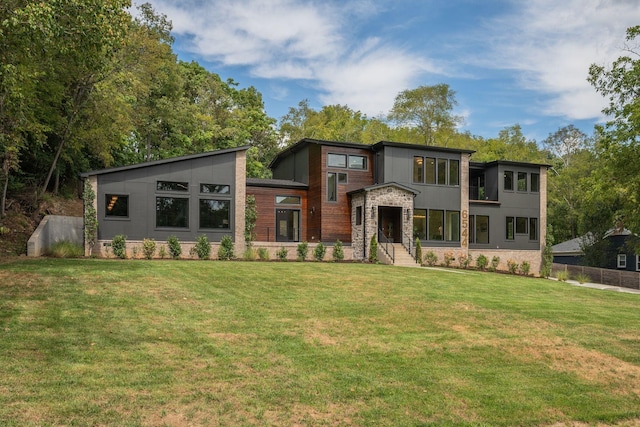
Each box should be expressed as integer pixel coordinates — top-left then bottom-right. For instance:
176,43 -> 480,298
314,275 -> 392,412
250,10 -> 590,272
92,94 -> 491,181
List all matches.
276,209 -> 300,242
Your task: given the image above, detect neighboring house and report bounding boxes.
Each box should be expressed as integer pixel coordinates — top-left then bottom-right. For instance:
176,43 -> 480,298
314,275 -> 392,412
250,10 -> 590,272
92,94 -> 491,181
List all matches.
552,228 -> 640,271
82,138 -> 548,272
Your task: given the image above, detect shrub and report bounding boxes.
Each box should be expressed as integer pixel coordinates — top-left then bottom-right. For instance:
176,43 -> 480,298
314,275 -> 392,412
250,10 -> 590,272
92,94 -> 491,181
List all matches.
112,235 -> 127,259
193,234 -> 211,260
368,235 -> 378,263
217,235 -> 235,260
257,247 -> 270,261
575,273 -> 591,284
519,261 -> 531,276
332,240 -> 345,262
507,259 -> 519,274
476,254 -> 488,270
424,250 -> 438,266
296,241 -> 309,261
489,256 -> 500,272
167,235 -> 182,259
276,246 -> 288,261
313,242 -> 326,261
443,251 -> 454,267
158,245 -> 167,259
142,238 -> 156,260
458,253 -> 472,269
243,247 -> 257,261
131,246 -> 139,259
415,237 -> 422,264
245,194 -> 257,246
47,241 -> 83,258
555,270 -> 570,281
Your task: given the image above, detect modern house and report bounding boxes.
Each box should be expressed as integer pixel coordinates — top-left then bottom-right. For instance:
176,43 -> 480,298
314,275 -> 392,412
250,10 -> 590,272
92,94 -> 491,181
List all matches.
82,138 -> 548,272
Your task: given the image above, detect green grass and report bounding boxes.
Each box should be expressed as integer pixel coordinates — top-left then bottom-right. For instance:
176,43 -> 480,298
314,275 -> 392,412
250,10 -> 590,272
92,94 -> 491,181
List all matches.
1,259 -> 639,426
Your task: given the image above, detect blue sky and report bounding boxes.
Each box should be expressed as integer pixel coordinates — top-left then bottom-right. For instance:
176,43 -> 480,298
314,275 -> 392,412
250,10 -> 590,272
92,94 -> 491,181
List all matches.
141,0 -> 639,142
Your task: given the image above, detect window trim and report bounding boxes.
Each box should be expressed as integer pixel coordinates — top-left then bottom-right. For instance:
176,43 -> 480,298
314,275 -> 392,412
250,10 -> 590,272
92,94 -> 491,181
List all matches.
516,217 -> 528,234
355,205 -> 362,226
531,173 -> 540,193
275,195 -> 301,205
327,153 -> 347,168
105,194 -> 129,219
636,255 -> 640,272
504,171 -> 514,191
413,156 -> 424,184
337,172 -> 348,184
157,180 -> 189,192
529,217 -> 539,241
348,155 -> 367,170
618,253 -> 627,269
200,183 -> 231,194
506,216 -> 515,240
199,198 -> 231,230
517,172 -> 528,192
327,172 -> 337,202
470,215 -> 490,244
156,196 -> 189,229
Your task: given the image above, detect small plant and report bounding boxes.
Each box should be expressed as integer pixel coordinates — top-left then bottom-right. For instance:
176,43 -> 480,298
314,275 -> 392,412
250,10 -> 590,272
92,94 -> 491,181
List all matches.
47,241 -> 84,258
313,242 -> 326,261
131,246 -> 139,259
575,272 -> 591,284
243,247 -> 257,261
276,246 -> 288,261
415,237 -> 422,264
476,254 -> 488,270
424,250 -> 438,266
158,244 -> 167,259
519,261 -> 531,276
458,252 -> 472,269
142,238 -> 156,260
507,259 -> 519,274
297,241 -> 309,261
167,235 -> 182,259
369,235 -> 378,263
257,247 -> 269,261
194,234 -> 211,260
443,251 -> 454,267
112,234 -> 127,259
332,240 -> 345,262
217,235 -> 235,260
489,256 -> 500,272
82,180 -> 98,256
555,270 -> 570,282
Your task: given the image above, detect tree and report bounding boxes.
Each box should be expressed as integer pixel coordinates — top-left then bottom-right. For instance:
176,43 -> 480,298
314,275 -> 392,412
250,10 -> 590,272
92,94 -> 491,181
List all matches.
388,84 -> 462,145
588,25 -> 640,233
543,125 -> 591,169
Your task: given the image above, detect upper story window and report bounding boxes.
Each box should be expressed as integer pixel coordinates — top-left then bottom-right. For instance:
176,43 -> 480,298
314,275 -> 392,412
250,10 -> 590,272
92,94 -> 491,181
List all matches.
276,195 -> 301,205
531,173 -> 540,192
517,172 -> 527,191
157,181 -> 189,192
201,183 -> 230,194
327,153 -> 367,170
504,171 -> 514,191
413,156 -> 459,186
105,194 -> 128,217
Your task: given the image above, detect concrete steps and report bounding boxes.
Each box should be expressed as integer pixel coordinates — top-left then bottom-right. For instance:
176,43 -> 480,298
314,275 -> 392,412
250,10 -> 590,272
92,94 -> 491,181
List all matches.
391,243 -> 420,268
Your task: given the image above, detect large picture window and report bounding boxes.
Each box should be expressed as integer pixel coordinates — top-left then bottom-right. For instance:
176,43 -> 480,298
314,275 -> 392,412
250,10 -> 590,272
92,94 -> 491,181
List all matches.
428,210 -> 444,240
105,194 -> 128,217
156,197 -> 189,228
199,199 -> 230,229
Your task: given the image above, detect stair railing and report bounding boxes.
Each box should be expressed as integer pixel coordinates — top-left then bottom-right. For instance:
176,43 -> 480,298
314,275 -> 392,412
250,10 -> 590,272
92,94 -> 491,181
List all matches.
377,229 -> 394,263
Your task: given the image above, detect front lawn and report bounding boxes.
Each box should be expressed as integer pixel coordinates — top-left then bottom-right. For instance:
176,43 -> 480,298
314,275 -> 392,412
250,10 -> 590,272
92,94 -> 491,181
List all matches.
1,259 -> 639,426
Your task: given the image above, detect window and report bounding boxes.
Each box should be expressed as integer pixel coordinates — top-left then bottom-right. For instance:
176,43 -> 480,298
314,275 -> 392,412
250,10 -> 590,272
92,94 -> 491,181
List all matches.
516,217 -> 528,234
276,196 -> 301,205
437,158 -> 447,185
157,181 -> 188,192
517,172 -> 527,191
531,173 -> 540,192
413,209 -> 427,240
506,216 -> 515,240
327,172 -> 337,201
636,255 -> 640,272
449,159 -> 460,186
328,153 -> 346,168
355,206 -> 362,225
338,172 -> 348,184
470,215 -> 489,244
348,155 -> 367,169
413,157 -> 424,183
199,199 -> 230,229
529,218 -> 538,241
428,210 -> 444,240
425,157 -> 436,184
105,194 -> 128,217
446,211 -> 460,242
618,254 -> 627,269
156,197 -> 189,228
200,184 -> 230,194
504,171 -> 514,191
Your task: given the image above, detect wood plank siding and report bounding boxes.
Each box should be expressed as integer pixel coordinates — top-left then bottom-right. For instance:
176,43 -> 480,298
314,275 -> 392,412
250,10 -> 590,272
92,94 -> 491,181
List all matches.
247,186 -> 308,243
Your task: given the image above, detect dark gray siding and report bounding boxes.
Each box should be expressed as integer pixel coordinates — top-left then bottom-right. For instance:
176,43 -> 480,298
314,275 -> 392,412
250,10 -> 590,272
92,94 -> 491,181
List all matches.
272,145 -> 309,184
97,152 -> 237,242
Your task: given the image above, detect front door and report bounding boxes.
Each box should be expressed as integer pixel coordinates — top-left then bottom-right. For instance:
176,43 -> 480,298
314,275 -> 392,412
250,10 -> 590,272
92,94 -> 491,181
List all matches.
378,206 -> 402,242
276,209 -> 300,242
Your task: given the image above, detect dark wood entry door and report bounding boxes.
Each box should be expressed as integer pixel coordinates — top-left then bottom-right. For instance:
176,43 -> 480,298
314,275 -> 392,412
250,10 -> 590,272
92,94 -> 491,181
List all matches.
378,206 -> 402,242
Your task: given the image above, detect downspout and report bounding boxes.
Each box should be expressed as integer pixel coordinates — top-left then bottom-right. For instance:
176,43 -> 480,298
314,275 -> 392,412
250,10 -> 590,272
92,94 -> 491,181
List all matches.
363,192 -> 367,260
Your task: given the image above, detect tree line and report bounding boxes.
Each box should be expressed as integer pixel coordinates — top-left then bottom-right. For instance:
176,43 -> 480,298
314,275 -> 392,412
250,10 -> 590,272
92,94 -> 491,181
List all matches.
1,2 -> 638,264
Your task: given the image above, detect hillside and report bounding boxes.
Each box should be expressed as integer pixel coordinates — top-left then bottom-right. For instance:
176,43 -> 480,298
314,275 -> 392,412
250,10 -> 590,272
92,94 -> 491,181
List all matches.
0,191 -> 83,256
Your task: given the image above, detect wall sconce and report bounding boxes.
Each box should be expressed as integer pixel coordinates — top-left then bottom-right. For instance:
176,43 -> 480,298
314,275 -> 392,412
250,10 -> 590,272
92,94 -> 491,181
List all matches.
406,208 -> 411,221
371,206 -> 376,219
310,206 -> 315,215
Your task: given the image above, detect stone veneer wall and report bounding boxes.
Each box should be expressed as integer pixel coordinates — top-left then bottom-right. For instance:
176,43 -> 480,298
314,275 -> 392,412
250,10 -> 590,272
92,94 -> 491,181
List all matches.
234,150 -> 247,256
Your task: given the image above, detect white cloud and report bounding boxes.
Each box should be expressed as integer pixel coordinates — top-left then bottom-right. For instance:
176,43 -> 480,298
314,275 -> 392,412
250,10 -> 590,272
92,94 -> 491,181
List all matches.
476,0 -> 638,121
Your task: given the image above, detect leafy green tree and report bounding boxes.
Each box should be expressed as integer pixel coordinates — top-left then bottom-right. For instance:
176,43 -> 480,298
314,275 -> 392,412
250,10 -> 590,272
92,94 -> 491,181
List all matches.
388,84 -> 462,145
